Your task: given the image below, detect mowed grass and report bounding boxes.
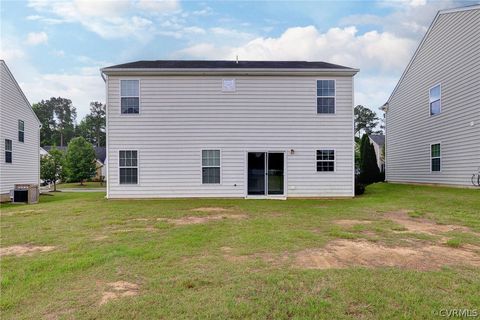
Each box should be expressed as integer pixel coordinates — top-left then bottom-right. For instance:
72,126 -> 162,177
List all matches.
56,181 -> 106,189
1,183 -> 479,319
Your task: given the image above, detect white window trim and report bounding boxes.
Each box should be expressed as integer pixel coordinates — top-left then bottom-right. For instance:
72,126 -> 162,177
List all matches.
316,79 -> 336,115
5,139 -> 12,164
120,79 -> 141,115
430,143 -> 441,173
118,149 -> 139,185
315,148 -> 336,173
18,120 -> 24,143
429,83 -> 441,117
201,149 -> 222,185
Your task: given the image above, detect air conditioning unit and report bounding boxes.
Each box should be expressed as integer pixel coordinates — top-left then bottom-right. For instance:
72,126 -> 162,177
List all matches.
13,184 -> 39,204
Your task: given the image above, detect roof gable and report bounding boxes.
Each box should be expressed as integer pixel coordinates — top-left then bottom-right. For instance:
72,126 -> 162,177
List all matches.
0,60 -> 41,125
384,4 -> 480,106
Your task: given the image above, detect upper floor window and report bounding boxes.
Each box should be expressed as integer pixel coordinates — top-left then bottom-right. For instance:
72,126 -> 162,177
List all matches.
317,80 -> 335,114
202,150 -> 220,184
431,144 -> 441,172
119,150 -> 138,184
5,139 -> 12,163
121,80 -> 139,114
429,84 -> 441,116
316,149 -> 335,172
18,120 -> 24,142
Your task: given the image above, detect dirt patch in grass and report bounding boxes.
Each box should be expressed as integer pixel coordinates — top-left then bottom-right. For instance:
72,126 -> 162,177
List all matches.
334,219 -> 373,227
93,235 -> 108,241
190,207 -> 231,213
157,214 -> 247,225
0,244 -> 56,257
293,239 -> 480,271
385,211 -> 476,235
1,209 -> 47,217
100,281 -> 139,305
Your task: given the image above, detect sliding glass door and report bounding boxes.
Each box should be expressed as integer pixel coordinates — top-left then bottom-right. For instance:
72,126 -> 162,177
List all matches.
247,152 -> 284,196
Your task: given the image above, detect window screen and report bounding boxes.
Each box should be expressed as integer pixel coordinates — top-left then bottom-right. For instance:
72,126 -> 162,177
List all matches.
317,80 -> 335,114
202,150 -> 220,184
119,150 -> 138,184
121,80 -> 139,114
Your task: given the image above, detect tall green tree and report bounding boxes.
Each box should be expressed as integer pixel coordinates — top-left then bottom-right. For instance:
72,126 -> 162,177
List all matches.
358,134 -> 381,185
76,102 -> 106,147
32,101 -> 56,146
354,105 -> 381,138
32,97 -> 77,146
52,97 -> 77,147
65,137 -> 96,185
40,147 -> 65,191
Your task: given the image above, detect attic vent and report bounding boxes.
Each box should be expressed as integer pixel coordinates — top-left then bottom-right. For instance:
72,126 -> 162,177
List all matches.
222,79 -> 236,92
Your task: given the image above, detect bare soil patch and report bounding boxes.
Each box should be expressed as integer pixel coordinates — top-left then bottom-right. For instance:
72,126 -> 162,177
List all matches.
190,207 -> 231,213
158,214 -> 247,225
293,239 -> 480,271
334,219 -> 373,227
385,211 -> 475,235
100,281 -> 139,305
0,245 -> 56,257
93,235 -> 108,241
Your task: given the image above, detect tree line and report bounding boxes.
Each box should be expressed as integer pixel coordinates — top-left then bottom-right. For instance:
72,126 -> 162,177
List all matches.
32,97 -> 106,147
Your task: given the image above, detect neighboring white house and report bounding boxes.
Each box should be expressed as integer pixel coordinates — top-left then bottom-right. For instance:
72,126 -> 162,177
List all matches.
369,134 -> 385,172
0,60 -> 41,201
101,60 -> 358,198
382,5 -> 480,187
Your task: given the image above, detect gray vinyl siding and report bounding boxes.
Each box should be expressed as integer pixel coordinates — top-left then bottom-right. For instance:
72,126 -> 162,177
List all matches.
106,75 -> 354,198
386,8 -> 480,187
0,61 -> 40,195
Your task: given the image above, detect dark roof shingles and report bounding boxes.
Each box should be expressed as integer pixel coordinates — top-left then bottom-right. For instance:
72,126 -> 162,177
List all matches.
103,60 -> 353,70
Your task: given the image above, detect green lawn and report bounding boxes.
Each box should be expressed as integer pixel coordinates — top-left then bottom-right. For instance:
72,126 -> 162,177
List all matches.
56,181 -> 106,189
1,184 -> 479,319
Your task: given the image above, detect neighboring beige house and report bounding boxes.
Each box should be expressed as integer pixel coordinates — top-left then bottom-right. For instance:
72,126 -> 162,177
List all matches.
369,134 -> 385,172
382,5 -> 480,187
101,60 -> 358,199
0,60 -> 41,201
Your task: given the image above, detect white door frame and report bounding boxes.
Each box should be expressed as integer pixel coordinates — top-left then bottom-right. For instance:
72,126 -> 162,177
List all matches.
244,150 -> 287,199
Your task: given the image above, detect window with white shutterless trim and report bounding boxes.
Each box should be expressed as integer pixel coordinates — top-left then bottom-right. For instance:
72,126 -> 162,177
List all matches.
429,84 -> 441,116
18,120 -> 24,142
316,80 -> 335,114
5,139 -> 12,163
120,80 -> 139,114
119,150 -> 138,184
431,144 -> 441,172
316,149 -> 335,172
202,150 -> 220,184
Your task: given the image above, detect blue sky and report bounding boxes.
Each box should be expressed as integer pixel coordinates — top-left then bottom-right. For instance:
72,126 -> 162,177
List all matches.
1,0 -> 476,119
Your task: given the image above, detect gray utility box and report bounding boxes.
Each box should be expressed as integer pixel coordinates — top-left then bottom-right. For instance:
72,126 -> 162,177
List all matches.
13,184 -> 39,204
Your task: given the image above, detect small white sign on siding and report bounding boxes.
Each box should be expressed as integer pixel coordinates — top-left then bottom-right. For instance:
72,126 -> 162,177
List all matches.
222,79 -> 236,92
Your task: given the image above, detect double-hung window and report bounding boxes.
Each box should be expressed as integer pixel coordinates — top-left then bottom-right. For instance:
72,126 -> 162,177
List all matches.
119,150 -> 138,184
121,80 -> 139,114
316,149 -> 335,172
18,120 -> 24,142
317,80 -> 335,114
5,139 -> 12,163
202,150 -> 220,184
429,84 -> 441,116
431,144 -> 441,172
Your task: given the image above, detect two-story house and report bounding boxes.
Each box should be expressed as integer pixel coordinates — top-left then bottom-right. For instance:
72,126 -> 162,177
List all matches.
101,60 -> 358,198
0,60 -> 41,201
382,5 -> 480,187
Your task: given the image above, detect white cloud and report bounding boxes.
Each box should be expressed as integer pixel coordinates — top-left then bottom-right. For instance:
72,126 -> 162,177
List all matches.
136,0 -> 179,13
0,47 -> 26,61
177,25 -> 415,73
25,31 -> 48,45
